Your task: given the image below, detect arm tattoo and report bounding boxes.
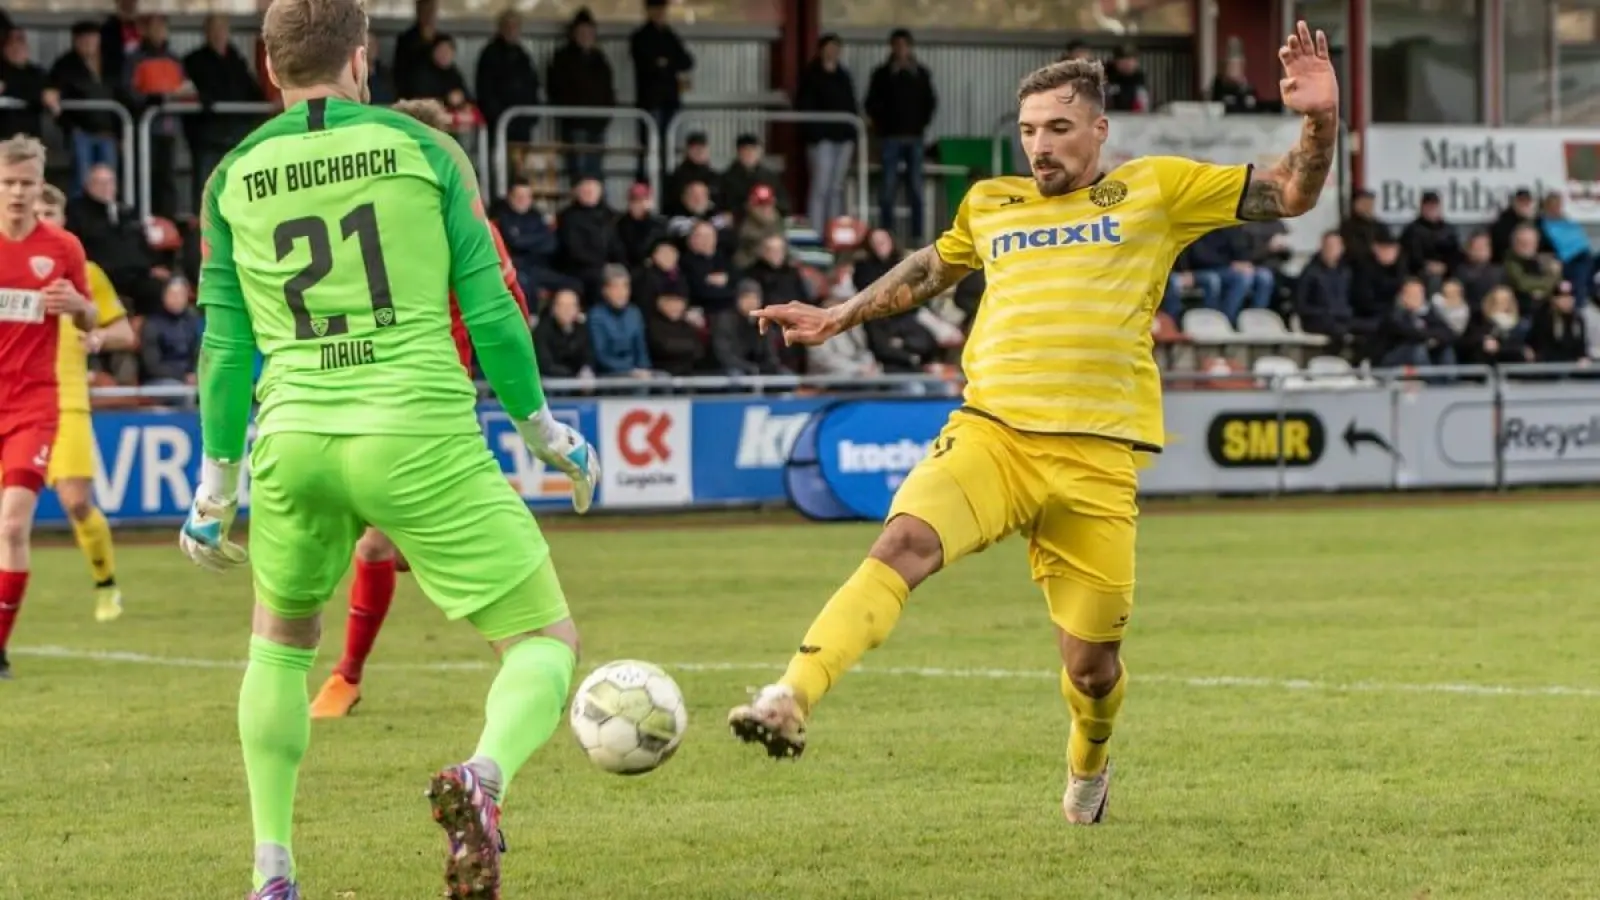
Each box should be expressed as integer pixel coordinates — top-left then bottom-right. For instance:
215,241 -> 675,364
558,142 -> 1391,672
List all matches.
1240,113 -> 1337,221
834,245 -> 970,330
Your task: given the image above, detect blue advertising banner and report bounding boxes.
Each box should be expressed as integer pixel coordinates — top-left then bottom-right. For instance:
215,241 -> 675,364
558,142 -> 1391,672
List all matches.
688,396 -> 827,504
812,399 -> 959,520
783,405 -> 857,521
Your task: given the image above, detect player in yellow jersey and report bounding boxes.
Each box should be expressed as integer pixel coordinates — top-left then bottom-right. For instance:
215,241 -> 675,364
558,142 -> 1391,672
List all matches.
37,186 -> 134,621
730,22 -> 1338,823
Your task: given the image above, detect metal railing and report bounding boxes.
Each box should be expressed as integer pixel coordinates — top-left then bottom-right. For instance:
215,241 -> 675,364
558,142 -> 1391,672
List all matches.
666,110 -> 871,223
492,106 -> 661,202
0,97 -> 137,207
990,110 -> 1015,177
137,101 -> 275,219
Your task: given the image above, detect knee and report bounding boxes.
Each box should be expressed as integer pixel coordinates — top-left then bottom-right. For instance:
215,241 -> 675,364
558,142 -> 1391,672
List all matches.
868,515 -> 943,589
354,530 -> 396,563
0,514 -> 27,551
495,617 -> 580,662
64,497 -> 94,523
253,604 -> 321,649
1061,639 -> 1122,698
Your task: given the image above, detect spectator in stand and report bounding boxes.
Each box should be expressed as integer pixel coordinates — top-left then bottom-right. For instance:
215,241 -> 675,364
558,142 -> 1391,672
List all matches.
557,175 -> 626,305
1294,230 -> 1355,350
1221,225 -> 1274,318
1461,285 -> 1531,366
365,31 -> 394,105
1374,277 -> 1457,368
746,234 -> 810,307
1061,40 -> 1096,61
681,219 -> 736,314
630,0 -> 694,183
140,277 -> 200,384
1209,55 -> 1258,113
411,36 -> 479,144
633,237 -> 689,309
1538,192 -> 1594,306
477,9 -> 540,154
1490,189 -> 1540,261
533,288 -> 595,379
733,183 -> 784,269
1504,223 -> 1561,316
1103,44 -> 1150,112
1528,284 -> 1590,364
667,179 -> 732,242
1339,189 -> 1392,266
796,33 -> 858,228
1241,219 -> 1292,283
52,22 -> 124,196
666,132 -> 719,211
616,182 -> 669,268
852,227 -> 900,293
721,134 -> 789,221
1432,278 -> 1472,347
808,286 -> 879,376
646,290 -> 705,376
99,0 -> 140,86
184,14 -> 263,206
125,14 -> 190,218
1400,190 -> 1461,291
713,280 -> 784,376
864,29 -> 935,239
589,264 -> 652,377
547,8 -> 616,185
69,164 -> 166,315
496,180 -> 581,300
393,0 -> 443,100
1350,234 -> 1408,323
1453,231 -> 1504,310
0,30 -> 60,141
1179,228 -> 1251,322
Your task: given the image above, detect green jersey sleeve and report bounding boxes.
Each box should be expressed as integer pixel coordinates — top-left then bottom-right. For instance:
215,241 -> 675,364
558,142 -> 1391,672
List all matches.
196,165 -> 256,463
420,133 -> 547,419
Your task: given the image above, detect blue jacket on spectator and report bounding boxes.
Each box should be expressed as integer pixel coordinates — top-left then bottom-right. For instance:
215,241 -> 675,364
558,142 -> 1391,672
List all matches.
588,301 -> 651,374
497,206 -> 559,270
1541,215 -> 1590,263
140,307 -> 201,382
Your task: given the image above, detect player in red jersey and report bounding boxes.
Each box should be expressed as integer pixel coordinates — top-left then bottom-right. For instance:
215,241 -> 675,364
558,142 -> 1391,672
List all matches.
0,135 -> 95,680
310,99 -> 533,716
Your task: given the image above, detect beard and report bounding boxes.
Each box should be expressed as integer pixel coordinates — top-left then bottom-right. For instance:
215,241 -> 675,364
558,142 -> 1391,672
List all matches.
1033,163 -> 1073,197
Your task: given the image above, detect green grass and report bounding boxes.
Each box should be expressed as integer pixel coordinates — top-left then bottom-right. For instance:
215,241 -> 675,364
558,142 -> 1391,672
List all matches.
6,501 -> 1600,899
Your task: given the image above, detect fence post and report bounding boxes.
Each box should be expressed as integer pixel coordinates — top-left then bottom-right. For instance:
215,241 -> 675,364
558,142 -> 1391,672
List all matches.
990,111 -> 1014,177
137,101 -> 275,219
665,110 -> 871,224
491,106 -> 661,204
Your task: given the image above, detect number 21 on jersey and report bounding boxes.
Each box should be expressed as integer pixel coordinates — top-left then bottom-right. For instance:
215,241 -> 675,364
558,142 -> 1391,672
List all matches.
275,202 -> 394,340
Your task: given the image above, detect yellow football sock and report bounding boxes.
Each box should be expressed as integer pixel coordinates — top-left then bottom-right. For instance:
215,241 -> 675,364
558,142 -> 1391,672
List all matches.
780,558 -> 909,712
71,506 -> 116,586
1062,663 -> 1127,777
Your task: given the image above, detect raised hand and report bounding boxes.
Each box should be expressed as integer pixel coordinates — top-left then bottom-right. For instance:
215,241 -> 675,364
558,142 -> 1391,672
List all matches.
1279,20 -> 1338,118
751,301 -> 845,347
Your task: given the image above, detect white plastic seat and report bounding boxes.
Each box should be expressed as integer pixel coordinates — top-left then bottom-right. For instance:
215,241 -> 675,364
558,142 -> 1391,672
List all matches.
1252,355 -> 1300,378
1182,307 -> 1235,340
1306,355 -> 1353,376
1237,308 -> 1289,337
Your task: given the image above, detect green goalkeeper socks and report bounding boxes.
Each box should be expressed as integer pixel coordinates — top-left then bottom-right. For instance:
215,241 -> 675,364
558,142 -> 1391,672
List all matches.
238,635 -> 316,887
472,636 -> 575,804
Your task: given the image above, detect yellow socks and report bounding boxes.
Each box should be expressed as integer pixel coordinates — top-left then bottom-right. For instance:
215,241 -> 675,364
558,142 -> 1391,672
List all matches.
1062,663 -> 1127,777
780,558 -> 909,712
71,506 -> 116,586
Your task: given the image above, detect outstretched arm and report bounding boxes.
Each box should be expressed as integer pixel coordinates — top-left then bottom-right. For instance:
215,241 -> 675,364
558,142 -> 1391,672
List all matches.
830,245 -> 971,330
1238,112 -> 1337,220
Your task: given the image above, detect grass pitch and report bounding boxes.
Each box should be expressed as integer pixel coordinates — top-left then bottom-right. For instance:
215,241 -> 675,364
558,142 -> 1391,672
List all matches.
5,500 -> 1598,899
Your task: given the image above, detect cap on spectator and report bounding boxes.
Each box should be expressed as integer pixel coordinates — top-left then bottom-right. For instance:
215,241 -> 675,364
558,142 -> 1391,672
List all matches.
736,133 -> 762,149
889,28 -> 913,43
628,182 -> 651,200
749,183 -> 775,206
1420,190 -> 1442,205
737,279 -> 762,300
685,130 -> 708,147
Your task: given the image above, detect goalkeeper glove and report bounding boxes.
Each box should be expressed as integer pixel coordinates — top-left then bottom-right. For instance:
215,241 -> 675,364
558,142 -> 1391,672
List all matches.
515,406 -> 601,514
179,458 -> 249,571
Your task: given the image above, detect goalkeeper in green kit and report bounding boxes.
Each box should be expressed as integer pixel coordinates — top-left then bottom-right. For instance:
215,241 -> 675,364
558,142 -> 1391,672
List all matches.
176,0 -> 598,896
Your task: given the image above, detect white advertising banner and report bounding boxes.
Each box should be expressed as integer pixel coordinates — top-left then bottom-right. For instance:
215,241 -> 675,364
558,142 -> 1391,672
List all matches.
1362,126 -> 1600,225
1101,114 -> 1343,257
1496,381 -> 1600,485
598,398 -> 694,508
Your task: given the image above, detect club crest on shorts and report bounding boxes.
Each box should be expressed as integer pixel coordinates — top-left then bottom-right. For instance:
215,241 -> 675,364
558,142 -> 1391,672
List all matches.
1090,180 -> 1128,209
28,256 -> 54,278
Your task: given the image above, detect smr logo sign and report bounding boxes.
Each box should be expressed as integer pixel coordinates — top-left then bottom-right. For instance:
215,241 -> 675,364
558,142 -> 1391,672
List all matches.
1206,412 -> 1326,468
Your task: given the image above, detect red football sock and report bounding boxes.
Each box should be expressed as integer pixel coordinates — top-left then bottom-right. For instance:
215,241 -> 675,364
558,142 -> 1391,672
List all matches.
0,569 -> 30,651
336,557 -> 396,685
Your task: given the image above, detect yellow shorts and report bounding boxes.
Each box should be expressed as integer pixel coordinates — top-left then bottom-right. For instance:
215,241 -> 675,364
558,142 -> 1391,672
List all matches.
887,410 -> 1138,643
47,410 -> 96,485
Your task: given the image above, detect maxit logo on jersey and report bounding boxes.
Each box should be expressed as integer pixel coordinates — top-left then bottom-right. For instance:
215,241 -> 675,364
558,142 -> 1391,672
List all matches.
988,213 -> 1123,261
600,399 -> 693,508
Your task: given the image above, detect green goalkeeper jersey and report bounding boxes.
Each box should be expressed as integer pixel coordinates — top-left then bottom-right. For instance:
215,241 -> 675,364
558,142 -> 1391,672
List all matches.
197,97 -> 544,459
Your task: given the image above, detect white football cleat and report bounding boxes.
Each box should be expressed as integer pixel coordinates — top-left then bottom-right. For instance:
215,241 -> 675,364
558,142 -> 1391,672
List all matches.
1063,761 -> 1112,825
727,683 -> 807,760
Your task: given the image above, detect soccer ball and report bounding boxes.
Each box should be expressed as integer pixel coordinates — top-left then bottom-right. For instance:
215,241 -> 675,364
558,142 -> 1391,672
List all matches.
569,660 -> 687,775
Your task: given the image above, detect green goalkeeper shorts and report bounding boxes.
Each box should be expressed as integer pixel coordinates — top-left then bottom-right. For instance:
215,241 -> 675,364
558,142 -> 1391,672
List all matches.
247,431 -> 568,630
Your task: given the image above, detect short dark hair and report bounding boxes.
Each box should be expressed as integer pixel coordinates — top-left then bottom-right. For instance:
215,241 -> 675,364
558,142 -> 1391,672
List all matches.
889,28 -> 912,44
1016,58 -> 1107,108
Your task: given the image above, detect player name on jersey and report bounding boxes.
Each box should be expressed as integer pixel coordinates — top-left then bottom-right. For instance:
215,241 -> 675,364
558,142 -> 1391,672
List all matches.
240,148 -> 400,202
320,338 -> 376,371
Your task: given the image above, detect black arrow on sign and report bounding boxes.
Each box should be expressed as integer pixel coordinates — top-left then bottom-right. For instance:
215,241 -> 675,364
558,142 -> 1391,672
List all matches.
1343,419 -> 1401,460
